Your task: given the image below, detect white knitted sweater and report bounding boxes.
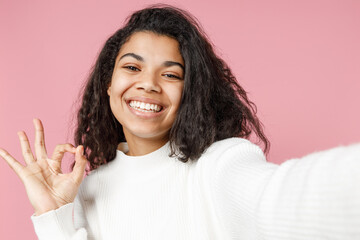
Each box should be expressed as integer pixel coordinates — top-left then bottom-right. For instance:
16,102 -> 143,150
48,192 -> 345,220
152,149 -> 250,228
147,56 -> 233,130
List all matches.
31,138 -> 360,239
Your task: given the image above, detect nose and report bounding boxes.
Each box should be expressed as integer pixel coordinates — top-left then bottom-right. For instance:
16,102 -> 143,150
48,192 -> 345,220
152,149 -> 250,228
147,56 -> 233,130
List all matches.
136,72 -> 161,93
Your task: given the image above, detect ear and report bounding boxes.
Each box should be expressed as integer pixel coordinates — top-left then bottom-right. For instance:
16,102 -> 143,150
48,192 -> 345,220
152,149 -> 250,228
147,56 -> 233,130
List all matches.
107,84 -> 111,96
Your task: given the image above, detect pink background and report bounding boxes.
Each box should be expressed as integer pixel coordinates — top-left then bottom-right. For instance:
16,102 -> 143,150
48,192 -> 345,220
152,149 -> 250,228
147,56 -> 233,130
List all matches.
1,0 -> 359,239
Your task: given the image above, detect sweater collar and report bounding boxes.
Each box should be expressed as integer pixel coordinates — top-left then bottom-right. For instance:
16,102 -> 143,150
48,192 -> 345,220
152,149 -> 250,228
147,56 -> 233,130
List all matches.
112,142 -> 177,178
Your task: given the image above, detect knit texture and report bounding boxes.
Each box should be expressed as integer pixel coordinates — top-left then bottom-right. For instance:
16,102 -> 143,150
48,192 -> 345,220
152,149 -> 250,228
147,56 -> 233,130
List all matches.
31,138 -> 360,239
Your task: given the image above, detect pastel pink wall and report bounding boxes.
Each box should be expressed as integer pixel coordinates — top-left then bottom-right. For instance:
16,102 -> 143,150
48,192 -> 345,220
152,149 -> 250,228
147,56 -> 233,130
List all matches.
1,0 -> 359,239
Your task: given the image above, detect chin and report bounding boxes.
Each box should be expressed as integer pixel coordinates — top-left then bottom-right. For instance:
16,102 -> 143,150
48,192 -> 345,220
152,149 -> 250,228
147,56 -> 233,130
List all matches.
126,127 -> 170,140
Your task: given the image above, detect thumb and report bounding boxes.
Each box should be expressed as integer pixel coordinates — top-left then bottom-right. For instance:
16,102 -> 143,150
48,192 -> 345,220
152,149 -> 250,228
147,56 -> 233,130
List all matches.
71,145 -> 87,184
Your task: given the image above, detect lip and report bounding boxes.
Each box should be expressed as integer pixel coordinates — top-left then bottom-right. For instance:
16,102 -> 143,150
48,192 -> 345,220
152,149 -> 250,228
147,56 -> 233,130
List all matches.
125,96 -> 166,119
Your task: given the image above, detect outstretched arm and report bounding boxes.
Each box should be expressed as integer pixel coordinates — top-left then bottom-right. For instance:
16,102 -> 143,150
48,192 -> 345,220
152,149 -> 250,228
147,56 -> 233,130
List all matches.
213,141 -> 360,239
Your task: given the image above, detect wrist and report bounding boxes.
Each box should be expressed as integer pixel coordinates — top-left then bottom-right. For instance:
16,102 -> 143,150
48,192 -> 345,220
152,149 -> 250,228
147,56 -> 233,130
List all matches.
34,204 -> 62,216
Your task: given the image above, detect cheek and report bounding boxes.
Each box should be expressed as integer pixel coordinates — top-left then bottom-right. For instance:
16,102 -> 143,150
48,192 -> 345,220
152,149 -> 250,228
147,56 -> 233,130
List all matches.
108,76 -> 132,98
169,83 -> 184,110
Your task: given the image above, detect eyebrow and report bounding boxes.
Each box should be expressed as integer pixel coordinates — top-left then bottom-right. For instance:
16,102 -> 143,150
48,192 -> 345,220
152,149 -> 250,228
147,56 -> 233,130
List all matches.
119,53 -> 144,62
119,52 -> 185,71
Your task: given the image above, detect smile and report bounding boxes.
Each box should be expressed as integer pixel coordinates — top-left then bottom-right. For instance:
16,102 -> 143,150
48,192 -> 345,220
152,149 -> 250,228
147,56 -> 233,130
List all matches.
129,100 -> 163,113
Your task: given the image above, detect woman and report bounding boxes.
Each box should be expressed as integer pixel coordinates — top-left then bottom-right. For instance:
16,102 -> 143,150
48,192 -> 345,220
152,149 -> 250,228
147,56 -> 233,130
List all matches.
1,5 -> 359,240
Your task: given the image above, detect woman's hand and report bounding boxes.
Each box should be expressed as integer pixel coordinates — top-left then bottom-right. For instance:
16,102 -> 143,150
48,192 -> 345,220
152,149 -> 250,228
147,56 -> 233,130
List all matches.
0,119 -> 87,216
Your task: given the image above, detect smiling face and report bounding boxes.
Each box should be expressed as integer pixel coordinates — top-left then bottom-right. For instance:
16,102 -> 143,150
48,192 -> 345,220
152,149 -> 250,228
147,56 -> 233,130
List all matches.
107,31 -> 185,154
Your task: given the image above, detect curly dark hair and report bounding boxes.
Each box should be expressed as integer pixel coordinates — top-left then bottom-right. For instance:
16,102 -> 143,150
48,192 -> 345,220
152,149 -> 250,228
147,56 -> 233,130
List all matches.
75,4 -> 270,171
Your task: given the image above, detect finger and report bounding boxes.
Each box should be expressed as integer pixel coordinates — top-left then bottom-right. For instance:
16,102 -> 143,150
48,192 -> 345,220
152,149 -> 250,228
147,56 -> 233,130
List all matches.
71,146 -> 87,184
33,118 -> 48,161
17,131 -> 35,164
0,148 -> 26,180
49,143 -> 76,173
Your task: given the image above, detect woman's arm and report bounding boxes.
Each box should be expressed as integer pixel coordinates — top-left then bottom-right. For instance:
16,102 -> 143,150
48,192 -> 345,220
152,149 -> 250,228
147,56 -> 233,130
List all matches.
213,140 -> 360,239
31,196 -> 88,240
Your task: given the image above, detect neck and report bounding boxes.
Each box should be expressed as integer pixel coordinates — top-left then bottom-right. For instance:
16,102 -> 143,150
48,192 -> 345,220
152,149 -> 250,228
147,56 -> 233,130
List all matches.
121,134 -> 169,156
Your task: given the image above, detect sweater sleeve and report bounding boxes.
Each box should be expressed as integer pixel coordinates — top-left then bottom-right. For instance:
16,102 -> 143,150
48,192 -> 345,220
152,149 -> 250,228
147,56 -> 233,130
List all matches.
213,141 -> 360,240
31,196 -> 88,240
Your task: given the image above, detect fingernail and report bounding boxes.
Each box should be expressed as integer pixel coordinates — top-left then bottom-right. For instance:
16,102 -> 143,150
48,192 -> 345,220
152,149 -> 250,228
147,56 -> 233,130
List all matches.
78,145 -> 84,155
17,131 -> 24,136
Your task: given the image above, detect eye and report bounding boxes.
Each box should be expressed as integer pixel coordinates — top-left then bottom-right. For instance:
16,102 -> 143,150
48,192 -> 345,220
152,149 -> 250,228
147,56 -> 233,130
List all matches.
163,73 -> 182,80
124,65 -> 140,72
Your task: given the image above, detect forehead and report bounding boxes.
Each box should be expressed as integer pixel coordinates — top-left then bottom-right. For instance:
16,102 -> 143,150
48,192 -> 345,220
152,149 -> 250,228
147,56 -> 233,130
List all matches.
117,31 -> 184,64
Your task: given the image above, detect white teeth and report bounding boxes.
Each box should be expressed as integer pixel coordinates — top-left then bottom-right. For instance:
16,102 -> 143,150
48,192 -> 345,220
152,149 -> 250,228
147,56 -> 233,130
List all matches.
129,100 -> 162,112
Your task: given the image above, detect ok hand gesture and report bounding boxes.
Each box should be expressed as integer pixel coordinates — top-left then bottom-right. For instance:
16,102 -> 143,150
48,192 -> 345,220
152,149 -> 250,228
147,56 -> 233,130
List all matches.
0,119 -> 87,216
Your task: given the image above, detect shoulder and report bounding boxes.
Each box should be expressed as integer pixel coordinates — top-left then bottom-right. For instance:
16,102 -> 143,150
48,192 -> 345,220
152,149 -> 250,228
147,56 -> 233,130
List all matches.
194,138 -> 267,176
200,137 -> 265,161
193,138 -> 274,235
